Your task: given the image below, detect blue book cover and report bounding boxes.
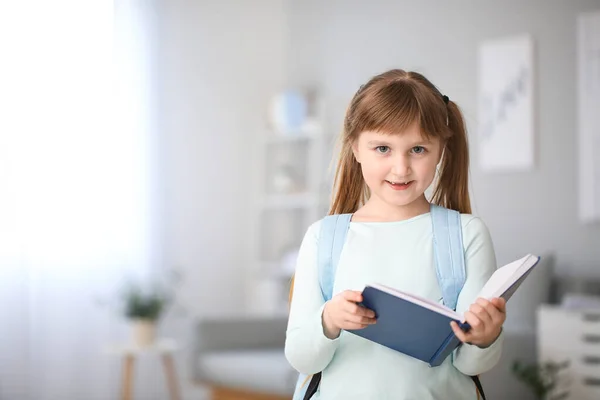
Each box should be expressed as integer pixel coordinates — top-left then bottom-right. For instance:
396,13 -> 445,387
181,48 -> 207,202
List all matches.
347,285 -> 470,367
346,254 -> 541,367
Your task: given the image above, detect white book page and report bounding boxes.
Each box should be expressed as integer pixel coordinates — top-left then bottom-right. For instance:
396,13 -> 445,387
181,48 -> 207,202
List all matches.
367,283 -> 462,321
476,254 -> 539,300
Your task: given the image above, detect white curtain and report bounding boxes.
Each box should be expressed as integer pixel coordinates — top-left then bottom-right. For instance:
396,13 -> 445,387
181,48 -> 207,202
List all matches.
0,1 -> 160,399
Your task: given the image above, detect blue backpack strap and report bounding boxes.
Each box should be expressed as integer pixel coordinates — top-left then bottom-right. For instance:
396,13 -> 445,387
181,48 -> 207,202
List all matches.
430,207 -> 487,400
317,214 -> 352,301
430,204 -> 466,311
292,214 -> 351,400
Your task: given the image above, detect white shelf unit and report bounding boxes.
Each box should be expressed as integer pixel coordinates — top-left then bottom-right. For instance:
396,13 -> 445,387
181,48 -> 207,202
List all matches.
537,305 -> 600,399
245,125 -> 336,316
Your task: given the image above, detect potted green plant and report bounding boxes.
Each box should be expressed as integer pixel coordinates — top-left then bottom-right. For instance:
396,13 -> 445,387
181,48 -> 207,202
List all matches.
120,280 -> 171,347
511,359 -> 569,400
95,268 -> 185,347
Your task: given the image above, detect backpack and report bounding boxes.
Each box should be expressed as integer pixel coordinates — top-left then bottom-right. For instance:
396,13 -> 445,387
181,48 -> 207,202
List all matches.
291,204 -> 486,400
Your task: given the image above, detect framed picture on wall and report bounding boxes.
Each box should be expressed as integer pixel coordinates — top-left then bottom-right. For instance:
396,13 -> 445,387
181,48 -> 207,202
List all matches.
477,34 -> 535,172
578,10 -> 600,224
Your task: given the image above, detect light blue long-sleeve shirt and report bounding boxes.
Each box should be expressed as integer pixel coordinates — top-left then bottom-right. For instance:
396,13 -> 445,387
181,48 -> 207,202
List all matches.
285,212 -> 504,400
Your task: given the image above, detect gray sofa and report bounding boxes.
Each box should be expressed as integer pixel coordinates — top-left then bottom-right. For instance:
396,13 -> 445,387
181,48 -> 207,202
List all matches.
191,315 -> 296,399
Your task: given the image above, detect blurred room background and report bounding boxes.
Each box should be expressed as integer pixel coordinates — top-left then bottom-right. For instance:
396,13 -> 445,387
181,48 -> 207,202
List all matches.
0,0 -> 599,399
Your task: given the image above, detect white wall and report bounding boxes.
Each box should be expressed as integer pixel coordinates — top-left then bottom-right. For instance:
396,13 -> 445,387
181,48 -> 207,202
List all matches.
158,0 -> 286,316
286,0 -> 600,275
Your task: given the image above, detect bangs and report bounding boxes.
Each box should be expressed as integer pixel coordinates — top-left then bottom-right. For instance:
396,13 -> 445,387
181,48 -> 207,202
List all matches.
352,79 -> 450,140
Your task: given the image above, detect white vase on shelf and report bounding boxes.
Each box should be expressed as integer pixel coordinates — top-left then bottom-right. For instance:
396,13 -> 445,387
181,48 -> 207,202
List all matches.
130,318 -> 156,347
268,90 -> 308,135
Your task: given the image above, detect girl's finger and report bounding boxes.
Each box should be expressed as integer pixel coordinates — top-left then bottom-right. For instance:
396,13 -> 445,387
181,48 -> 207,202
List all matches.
357,306 -> 376,318
345,313 -> 376,325
344,301 -> 360,315
464,311 -> 484,332
451,321 -> 468,343
470,303 -> 493,327
491,297 -> 507,313
478,298 -> 504,324
342,321 -> 369,330
344,301 -> 375,318
343,290 -> 363,303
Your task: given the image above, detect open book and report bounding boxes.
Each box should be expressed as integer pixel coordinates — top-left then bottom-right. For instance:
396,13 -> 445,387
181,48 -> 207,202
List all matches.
346,254 -> 540,367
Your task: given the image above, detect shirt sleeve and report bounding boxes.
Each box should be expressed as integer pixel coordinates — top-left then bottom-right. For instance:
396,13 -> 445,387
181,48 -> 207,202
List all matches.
452,216 -> 505,376
284,220 -> 341,375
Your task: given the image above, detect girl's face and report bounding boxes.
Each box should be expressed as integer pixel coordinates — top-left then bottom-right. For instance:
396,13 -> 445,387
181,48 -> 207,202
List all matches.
352,122 -> 443,211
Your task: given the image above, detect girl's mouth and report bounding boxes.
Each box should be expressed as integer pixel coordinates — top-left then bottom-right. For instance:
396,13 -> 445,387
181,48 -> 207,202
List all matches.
386,180 -> 413,190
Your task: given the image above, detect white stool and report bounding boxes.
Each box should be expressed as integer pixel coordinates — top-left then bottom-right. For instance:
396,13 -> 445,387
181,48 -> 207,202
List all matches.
105,338 -> 181,400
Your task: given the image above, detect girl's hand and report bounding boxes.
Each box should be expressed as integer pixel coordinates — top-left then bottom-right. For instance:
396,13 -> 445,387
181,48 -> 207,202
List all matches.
322,290 -> 377,339
450,297 -> 506,348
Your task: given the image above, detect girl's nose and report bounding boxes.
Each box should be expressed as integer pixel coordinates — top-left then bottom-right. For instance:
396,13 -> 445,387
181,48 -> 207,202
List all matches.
391,155 -> 411,176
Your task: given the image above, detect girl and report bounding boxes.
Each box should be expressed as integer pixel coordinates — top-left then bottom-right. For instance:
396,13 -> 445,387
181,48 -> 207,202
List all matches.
285,69 -> 505,399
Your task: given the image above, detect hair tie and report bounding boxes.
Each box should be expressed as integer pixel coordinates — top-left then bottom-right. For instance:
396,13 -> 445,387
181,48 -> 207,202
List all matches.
442,95 -> 450,126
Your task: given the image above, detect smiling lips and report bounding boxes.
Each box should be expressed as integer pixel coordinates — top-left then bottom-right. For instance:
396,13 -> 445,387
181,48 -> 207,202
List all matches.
386,180 -> 414,190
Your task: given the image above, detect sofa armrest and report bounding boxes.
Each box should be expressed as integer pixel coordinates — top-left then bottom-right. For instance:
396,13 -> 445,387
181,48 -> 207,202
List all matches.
190,315 -> 288,382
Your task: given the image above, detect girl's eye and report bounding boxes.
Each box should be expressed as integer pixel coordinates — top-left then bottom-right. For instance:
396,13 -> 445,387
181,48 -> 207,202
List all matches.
375,146 -> 390,154
411,146 -> 426,154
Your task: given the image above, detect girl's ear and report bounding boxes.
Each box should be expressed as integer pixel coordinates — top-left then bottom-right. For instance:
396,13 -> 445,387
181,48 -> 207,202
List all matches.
352,141 -> 361,164
437,143 -> 446,166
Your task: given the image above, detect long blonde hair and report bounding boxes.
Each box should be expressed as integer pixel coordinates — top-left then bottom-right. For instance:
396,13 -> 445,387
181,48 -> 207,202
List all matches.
288,69 -> 472,373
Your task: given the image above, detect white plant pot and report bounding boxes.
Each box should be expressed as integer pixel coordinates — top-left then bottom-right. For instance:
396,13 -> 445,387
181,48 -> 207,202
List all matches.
131,319 -> 156,347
